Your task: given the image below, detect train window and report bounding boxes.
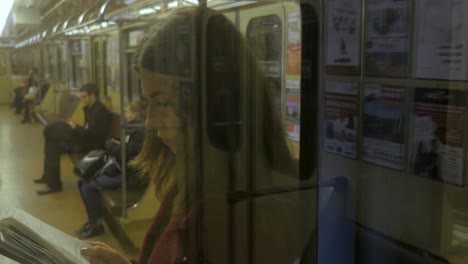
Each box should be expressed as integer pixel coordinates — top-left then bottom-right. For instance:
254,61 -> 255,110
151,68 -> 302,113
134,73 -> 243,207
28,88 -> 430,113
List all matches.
206,14 -> 242,151
56,46 -> 62,82
39,48 -> 46,78
10,50 -> 34,75
247,15 -> 290,171
103,39 -> 108,96
127,52 -> 142,101
70,41 -> 82,89
48,46 -> 55,81
94,42 -> 102,94
247,16 -> 283,62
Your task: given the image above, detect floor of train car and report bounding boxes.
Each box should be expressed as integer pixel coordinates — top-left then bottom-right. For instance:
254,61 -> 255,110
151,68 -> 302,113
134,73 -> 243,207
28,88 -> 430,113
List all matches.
0,106 -> 136,258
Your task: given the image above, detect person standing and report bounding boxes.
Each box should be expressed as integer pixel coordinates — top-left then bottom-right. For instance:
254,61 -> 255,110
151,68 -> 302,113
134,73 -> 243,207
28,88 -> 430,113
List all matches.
35,83 -> 112,195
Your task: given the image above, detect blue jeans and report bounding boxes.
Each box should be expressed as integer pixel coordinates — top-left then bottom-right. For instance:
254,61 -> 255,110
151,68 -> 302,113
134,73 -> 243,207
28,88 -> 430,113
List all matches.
78,174 -> 122,225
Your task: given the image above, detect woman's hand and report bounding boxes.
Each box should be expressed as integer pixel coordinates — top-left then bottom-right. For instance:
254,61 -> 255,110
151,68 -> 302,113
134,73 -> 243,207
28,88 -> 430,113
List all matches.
81,241 -> 131,264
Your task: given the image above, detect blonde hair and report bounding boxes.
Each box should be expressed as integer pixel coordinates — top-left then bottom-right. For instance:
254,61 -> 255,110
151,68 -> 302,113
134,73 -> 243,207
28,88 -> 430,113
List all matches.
126,100 -> 148,120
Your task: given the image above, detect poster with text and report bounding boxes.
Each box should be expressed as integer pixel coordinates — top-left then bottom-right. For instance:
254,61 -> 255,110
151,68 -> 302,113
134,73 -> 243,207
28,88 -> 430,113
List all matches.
415,0 -> 468,81
325,81 -> 359,158
363,85 -> 405,169
286,88 -> 301,141
365,0 -> 409,77
287,12 -> 302,75
411,88 -> 465,185
326,0 -> 361,74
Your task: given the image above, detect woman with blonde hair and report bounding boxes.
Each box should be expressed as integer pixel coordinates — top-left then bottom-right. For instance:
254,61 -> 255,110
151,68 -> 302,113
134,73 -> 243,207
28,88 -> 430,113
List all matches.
82,6 -> 295,264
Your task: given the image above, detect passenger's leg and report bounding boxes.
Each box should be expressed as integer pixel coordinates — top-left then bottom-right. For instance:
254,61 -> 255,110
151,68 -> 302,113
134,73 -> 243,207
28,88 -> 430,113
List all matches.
78,181 -> 105,238
75,180 -> 90,234
21,102 -> 31,123
36,122 -> 73,185
95,174 -> 122,189
37,141 -> 65,194
80,181 -> 103,225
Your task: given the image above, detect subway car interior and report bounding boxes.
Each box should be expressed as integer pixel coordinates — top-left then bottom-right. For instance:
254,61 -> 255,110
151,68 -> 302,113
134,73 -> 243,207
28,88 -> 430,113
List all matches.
0,0 -> 466,263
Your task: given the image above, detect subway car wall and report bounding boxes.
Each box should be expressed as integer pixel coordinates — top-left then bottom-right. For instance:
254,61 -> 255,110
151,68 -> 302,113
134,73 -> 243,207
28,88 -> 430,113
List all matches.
0,0 -> 466,263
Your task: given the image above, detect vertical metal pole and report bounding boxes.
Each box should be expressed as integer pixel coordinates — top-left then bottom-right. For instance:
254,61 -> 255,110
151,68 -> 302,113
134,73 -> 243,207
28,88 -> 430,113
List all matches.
118,20 -> 128,218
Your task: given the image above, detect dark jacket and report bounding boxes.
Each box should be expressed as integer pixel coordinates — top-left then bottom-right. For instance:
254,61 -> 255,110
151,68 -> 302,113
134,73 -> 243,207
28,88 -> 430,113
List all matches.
73,100 -> 111,150
104,122 -> 145,180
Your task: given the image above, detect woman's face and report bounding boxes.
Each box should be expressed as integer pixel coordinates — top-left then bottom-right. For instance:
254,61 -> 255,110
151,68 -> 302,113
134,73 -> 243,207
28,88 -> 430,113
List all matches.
124,108 -> 138,123
140,68 -> 183,153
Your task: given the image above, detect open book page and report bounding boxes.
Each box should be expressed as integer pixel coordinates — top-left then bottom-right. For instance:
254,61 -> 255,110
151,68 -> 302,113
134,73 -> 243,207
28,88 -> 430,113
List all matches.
0,206 -> 89,263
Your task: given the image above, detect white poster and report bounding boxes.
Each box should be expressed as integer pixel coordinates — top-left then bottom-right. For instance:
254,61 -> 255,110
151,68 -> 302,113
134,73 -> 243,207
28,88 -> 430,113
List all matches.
326,0 -> 361,68
363,85 -> 405,169
325,81 -> 359,158
365,0 -> 409,77
415,0 -> 468,80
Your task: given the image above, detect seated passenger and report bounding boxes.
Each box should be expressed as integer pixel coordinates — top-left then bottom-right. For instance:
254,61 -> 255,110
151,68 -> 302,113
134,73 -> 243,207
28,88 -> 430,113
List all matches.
81,7 -> 295,264
35,83 -> 112,195
76,100 -> 147,239
21,83 -> 38,124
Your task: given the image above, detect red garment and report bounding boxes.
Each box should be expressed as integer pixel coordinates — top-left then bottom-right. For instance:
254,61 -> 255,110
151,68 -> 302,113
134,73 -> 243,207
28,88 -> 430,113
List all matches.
131,196 -> 196,264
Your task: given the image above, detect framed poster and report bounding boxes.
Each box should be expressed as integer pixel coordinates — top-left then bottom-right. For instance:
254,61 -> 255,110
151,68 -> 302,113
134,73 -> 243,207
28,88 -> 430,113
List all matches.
325,0 -> 362,75
365,0 -> 410,77
411,88 -> 466,185
325,81 -> 359,158
287,12 -> 302,75
286,87 -> 301,141
362,84 -> 405,169
415,0 -> 468,80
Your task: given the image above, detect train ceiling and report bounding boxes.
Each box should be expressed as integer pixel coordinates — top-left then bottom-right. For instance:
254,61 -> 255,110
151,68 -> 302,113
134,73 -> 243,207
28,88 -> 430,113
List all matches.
2,0 -> 101,38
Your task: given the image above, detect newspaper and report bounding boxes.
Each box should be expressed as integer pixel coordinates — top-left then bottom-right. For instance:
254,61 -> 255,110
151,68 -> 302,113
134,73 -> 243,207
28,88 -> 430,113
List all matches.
0,206 -> 89,264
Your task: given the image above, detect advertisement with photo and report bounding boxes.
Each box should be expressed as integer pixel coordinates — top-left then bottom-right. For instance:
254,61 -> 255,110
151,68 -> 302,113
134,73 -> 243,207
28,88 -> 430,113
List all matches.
365,0 -> 409,77
325,81 -> 359,158
362,84 -> 405,170
411,88 -> 466,185
326,0 -> 361,74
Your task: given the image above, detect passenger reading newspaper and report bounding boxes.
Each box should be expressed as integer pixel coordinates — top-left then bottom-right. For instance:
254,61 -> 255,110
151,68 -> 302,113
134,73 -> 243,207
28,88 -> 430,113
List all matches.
0,207 -> 89,264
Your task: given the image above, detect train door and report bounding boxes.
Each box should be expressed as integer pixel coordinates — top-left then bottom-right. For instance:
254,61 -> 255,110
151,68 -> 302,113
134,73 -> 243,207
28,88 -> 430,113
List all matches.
198,6 -> 251,263
69,39 -> 91,90
198,2 -> 319,263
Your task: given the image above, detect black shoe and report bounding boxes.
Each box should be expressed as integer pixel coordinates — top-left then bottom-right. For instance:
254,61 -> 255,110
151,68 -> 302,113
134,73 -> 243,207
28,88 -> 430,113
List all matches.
33,177 -> 47,184
75,223 -> 89,235
78,224 -> 105,239
37,186 -> 62,195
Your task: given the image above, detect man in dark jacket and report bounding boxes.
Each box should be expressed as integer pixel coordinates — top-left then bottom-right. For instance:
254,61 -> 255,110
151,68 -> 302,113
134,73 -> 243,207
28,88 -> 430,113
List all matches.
35,83 -> 112,195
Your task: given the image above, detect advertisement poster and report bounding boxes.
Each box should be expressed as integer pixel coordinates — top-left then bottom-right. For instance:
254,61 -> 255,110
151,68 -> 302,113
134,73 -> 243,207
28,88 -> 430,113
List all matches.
326,0 -> 361,74
365,0 -> 409,77
411,88 -> 466,185
286,88 -> 300,141
287,12 -> 302,75
415,0 -> 468,81
363,85 -> 405,170
325,81 -> 359,158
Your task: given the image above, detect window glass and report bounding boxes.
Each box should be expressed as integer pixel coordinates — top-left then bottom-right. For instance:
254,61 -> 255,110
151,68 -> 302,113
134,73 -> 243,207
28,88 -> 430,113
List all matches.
10,50 -> 34,75
206,15 -> 242,151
